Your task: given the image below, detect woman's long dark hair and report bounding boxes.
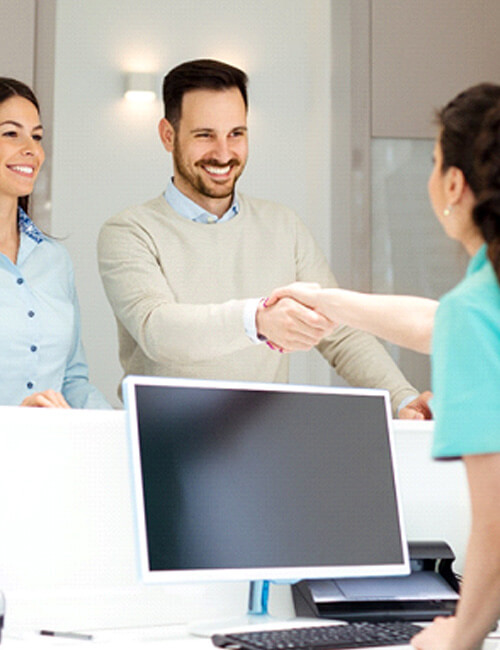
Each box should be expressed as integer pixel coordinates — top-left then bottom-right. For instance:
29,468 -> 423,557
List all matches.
472,103 -> 500,283
437,83 -> 500,283
0,77 -> 41,216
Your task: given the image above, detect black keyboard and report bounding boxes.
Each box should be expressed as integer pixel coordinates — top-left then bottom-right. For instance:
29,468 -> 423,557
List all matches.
212,621 -> 422,649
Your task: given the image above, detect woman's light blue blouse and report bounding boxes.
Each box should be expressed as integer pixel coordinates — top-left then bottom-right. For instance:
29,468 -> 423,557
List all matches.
432,245 -> 500,459
0,211 -> 110,408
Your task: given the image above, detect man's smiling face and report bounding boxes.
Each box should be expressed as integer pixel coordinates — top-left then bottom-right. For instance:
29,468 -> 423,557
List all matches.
162,86 -> 248,216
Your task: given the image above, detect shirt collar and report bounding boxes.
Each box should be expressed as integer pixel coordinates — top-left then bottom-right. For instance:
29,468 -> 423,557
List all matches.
164,178 -> 239,224
467,243 -> 488,277
18,208 -> 45,244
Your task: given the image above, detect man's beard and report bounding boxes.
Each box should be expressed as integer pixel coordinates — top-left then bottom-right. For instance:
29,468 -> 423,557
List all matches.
173,147 -> 244,199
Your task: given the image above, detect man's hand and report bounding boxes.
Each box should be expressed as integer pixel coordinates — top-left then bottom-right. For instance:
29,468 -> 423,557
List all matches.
256,296 -> 335,352
411,615 -> 455,650
20,390 -> 70,408
399,391 -> 433,420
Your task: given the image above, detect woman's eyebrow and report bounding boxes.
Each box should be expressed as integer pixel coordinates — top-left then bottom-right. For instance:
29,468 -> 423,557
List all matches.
0,120 -> 43,130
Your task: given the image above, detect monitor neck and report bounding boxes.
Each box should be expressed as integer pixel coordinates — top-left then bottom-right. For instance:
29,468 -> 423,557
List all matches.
247,580 -> 270,617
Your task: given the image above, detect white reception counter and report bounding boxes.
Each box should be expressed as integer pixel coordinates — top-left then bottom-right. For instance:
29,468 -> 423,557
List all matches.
0,407 -> 470,636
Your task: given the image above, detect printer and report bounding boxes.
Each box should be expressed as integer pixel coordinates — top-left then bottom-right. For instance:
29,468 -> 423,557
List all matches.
293,541 -> 460,623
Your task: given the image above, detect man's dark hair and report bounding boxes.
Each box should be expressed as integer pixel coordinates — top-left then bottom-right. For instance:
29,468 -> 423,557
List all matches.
162,59 -> 248,129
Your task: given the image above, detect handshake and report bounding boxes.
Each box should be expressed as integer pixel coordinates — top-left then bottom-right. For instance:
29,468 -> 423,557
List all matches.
257,282 -> 435,421
256,282 -> 336,354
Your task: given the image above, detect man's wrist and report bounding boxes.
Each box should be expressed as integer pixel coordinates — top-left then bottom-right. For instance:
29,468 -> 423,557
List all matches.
244,297 -> 266,344
397,394 -> 419,415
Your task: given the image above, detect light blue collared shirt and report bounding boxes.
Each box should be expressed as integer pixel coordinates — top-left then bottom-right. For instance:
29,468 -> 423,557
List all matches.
164,179 -> 239,224
164,180 -> 262,343
0,210 -> 111,408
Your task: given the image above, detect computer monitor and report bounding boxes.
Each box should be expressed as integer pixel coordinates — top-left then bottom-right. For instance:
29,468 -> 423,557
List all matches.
123,376 -> 409,606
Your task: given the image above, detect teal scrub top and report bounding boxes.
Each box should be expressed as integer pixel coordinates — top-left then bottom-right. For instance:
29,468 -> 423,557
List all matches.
431,245 -> 500,459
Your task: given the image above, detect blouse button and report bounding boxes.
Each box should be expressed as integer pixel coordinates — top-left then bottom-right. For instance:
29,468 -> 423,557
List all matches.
30,345 -> 37,352
28,310 -> 35,318
27,382 -> 34,390
17,277 -> 24,285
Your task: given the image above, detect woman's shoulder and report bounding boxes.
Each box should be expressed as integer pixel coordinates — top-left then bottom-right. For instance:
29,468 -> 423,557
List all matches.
19,212 -> 72,266
41,234 -> 72,260
441,259 -> 499,309
438,263 -> 500,342
31,236 -> 75,284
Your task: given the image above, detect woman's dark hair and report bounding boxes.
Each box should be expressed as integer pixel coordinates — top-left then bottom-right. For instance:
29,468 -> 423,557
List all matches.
0,77 -> 41,215
162,59 -> 248,129
437,83 -> 500,283
472,103 -> 500,282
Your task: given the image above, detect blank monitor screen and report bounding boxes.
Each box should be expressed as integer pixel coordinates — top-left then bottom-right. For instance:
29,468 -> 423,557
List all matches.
124,377 -> 409,584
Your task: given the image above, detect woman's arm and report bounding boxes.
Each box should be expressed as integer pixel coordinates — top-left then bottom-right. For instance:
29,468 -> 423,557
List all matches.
412,453 -> 500,650
266,283 -> 438,354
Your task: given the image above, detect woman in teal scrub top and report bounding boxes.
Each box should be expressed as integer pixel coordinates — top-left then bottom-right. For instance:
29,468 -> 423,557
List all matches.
266,83 -> 500,650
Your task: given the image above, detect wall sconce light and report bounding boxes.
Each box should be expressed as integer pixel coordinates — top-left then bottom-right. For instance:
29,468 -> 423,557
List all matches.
124,72 -> 157,102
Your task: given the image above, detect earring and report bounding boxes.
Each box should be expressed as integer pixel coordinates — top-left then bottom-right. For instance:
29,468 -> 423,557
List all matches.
443,205 -> 454,218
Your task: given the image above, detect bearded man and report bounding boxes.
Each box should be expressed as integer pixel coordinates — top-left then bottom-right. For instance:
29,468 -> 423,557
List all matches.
98,58 -> 429,419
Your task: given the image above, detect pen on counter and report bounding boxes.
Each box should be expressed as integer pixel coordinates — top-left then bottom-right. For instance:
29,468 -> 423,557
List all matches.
40,630 -> 93,641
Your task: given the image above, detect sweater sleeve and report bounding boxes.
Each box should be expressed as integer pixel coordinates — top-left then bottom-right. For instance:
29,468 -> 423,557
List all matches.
292,217 -> 418,416
97,214 -> 255,365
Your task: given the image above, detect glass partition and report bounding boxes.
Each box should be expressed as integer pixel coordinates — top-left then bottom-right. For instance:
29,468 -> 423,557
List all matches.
371,139 -> 468,391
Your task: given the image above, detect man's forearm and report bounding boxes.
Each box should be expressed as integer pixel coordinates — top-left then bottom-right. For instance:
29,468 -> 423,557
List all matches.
316,324 -> 418,416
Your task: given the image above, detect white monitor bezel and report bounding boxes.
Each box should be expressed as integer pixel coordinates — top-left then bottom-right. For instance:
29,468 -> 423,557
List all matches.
123,375 -> 410,584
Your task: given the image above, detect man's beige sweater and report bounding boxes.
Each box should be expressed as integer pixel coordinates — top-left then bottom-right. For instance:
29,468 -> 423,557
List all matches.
98,193 -> 417,414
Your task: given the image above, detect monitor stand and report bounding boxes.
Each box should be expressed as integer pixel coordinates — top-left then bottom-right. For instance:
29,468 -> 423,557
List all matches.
189,580 -> 283,637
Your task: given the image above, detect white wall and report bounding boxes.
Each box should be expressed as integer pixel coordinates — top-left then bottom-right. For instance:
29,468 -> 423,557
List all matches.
49,0 -> 335,405
0,0 -> 35,82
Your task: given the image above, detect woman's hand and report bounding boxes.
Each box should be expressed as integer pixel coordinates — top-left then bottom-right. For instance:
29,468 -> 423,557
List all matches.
20,390 -> 70,408
265,282 -> 324,312
411,616 -> 456,650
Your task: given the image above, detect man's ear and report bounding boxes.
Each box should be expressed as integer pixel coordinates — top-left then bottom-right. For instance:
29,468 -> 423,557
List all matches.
444,166 -> 467,207
158,118 -> 175,152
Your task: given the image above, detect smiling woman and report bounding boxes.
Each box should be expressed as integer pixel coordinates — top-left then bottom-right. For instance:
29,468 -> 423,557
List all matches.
0,107 -> 43,207
0,77 -> 110,409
